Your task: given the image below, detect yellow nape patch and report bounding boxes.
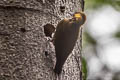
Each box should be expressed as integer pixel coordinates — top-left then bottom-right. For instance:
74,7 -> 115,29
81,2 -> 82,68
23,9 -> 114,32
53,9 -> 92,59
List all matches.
74,13 -> 82,20
75,13 -> 81,17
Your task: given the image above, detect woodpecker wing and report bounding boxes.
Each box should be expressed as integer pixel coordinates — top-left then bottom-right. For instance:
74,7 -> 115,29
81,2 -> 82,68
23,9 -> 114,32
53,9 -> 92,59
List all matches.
54,19 -> 80,74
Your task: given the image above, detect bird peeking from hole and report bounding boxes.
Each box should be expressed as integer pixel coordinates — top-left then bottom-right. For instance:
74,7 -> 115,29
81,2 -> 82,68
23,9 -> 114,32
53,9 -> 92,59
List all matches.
53,12 -> 86,75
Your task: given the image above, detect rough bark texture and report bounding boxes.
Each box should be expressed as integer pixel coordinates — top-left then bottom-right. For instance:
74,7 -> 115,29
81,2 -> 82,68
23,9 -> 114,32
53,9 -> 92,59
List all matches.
0,0 -> 84,80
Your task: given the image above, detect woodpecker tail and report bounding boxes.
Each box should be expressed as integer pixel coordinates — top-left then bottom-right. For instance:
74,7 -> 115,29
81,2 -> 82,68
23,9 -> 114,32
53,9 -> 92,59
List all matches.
54,61 -> 62,75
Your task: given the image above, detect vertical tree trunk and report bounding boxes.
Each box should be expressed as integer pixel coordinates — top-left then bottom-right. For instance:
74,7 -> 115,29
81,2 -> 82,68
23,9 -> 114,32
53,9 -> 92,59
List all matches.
0,0 -> 84,80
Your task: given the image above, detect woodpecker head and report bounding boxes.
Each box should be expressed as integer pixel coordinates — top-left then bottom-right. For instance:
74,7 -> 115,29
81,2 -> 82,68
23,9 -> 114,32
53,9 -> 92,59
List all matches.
73,12 -> 86,25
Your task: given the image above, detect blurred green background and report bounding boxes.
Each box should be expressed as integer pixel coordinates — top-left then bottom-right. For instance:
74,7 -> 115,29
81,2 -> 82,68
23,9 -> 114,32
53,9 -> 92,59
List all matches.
83,0 -> 120,80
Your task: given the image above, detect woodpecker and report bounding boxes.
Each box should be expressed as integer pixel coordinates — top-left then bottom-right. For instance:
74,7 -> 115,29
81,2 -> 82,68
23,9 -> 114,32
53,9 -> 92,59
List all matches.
53,12 -> 86,75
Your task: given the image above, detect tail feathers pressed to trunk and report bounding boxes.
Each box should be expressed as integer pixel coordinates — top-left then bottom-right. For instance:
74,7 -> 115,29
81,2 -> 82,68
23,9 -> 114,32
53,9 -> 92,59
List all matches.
54,62 -> 62,75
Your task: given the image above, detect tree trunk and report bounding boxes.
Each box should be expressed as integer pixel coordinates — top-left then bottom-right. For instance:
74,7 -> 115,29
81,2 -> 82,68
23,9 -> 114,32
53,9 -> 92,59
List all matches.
0,0 -> 84,80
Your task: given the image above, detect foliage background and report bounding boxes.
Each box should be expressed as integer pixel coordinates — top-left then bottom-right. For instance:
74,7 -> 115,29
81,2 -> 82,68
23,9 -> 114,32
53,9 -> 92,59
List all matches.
83,0 -> 120,80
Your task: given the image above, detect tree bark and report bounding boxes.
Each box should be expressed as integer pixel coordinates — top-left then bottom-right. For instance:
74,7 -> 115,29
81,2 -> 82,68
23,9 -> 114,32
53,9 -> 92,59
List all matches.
0,0 -> 84,80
